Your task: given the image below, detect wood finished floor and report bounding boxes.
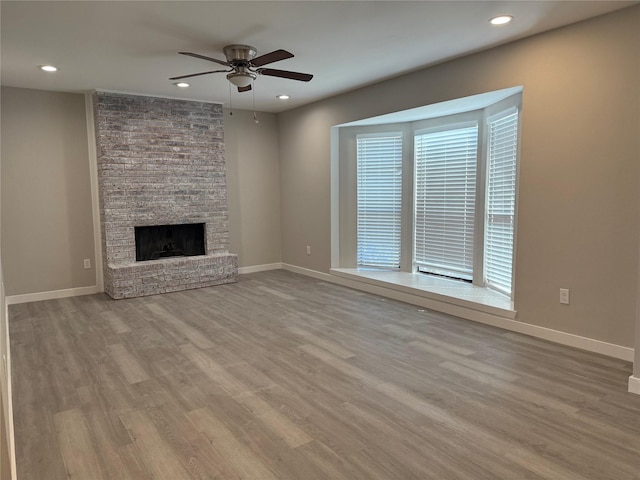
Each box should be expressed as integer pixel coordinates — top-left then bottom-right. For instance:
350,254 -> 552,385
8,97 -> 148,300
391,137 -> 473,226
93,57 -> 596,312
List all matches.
9,270 -> 640,480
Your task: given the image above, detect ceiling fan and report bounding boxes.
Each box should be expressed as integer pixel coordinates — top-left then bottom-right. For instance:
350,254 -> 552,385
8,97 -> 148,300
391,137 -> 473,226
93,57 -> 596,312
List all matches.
170,44 -> 313,92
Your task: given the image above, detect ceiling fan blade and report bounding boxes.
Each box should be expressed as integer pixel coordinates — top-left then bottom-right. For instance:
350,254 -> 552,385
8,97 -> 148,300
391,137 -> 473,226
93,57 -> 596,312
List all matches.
169,70 -> 229,80
179,51 -> 230,66
238,85 -> 252,93
257,68 -> 313,82
251,49 -> 294,67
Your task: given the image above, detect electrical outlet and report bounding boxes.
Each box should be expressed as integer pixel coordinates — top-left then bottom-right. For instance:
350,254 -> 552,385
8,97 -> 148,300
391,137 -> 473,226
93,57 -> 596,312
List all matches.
306,245 -> 311,255
559,288 -> 570,305
83,259 -> 91,269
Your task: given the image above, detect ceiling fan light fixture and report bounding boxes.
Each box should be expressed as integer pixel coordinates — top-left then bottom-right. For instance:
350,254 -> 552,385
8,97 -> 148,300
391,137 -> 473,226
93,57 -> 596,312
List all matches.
227,71 -> 257,88
277,95 -> 290,100
174,82 -> 190,88
490,15 -> 513,25
39,65 -> 58,72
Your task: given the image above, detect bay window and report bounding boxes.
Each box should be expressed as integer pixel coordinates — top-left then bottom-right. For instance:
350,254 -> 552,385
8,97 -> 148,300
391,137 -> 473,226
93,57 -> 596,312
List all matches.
350,90 -> 521,298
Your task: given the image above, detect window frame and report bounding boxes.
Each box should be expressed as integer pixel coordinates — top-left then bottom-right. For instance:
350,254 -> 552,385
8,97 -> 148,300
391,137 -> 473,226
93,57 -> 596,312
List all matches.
355,132 -> 404,269
483,105 -> 520,296
338,91 -> 522,300
413,121 -> 480,282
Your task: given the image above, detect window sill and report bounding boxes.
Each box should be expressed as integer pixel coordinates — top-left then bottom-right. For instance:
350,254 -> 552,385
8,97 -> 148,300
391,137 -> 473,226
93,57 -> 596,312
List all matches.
329,268 -> 516,320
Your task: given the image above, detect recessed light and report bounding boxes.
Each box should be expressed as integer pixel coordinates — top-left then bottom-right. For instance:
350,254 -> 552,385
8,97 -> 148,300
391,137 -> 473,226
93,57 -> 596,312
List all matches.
276,95 -> 290,100
490,15 -> 513,25
174,82 -> 190,88
39,65 -> 58,72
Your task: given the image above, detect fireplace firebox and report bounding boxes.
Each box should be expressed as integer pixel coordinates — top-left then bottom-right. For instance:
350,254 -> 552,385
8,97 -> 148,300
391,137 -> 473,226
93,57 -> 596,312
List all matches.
135,223 -> 205,262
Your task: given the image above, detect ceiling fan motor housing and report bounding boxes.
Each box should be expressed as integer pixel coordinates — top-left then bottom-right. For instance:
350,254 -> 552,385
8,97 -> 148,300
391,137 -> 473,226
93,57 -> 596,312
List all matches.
223,44 -> 257,65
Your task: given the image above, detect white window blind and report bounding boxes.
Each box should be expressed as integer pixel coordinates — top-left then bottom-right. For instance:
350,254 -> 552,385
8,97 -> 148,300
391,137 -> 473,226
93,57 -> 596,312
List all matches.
485,110 -> 519,294
414,125 -> 478,280
356,134 -> 403,268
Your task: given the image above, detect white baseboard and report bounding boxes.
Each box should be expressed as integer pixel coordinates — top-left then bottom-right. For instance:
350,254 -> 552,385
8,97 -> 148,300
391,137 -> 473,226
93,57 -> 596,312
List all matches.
281,264 -> 634,362
238,263 -> 283,274
629,375 -> 640,395
519,326 -> 633,362
5,285 -> 99,305
282,263 -> 335,282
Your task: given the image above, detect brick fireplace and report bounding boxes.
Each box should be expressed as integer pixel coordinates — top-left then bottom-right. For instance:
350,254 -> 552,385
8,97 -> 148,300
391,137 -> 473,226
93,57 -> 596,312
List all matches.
93,92 -> 237,299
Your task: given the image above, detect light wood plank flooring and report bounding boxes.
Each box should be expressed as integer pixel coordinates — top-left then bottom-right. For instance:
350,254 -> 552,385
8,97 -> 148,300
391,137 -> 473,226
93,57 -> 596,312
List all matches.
9,270 -> 640,479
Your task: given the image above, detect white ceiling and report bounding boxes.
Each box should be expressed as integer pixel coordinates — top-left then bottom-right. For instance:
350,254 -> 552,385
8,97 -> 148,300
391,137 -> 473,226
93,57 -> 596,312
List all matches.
1,1 -> 635,113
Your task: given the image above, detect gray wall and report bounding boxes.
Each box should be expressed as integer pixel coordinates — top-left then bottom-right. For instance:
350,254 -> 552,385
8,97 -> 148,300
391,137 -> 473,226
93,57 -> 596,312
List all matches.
277,7 -> 640,348
224,109 -> 282,268
0,147 -> 12,480
1,87 -> 95,296
636,213 -> 640,378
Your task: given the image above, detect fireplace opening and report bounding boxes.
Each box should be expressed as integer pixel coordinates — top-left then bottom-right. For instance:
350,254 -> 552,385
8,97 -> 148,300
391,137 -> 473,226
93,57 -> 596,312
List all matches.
135,223 -> 205,262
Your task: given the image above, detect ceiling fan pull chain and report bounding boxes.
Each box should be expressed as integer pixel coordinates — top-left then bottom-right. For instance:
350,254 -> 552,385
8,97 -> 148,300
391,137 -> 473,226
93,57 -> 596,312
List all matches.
252,87 -> 259,124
